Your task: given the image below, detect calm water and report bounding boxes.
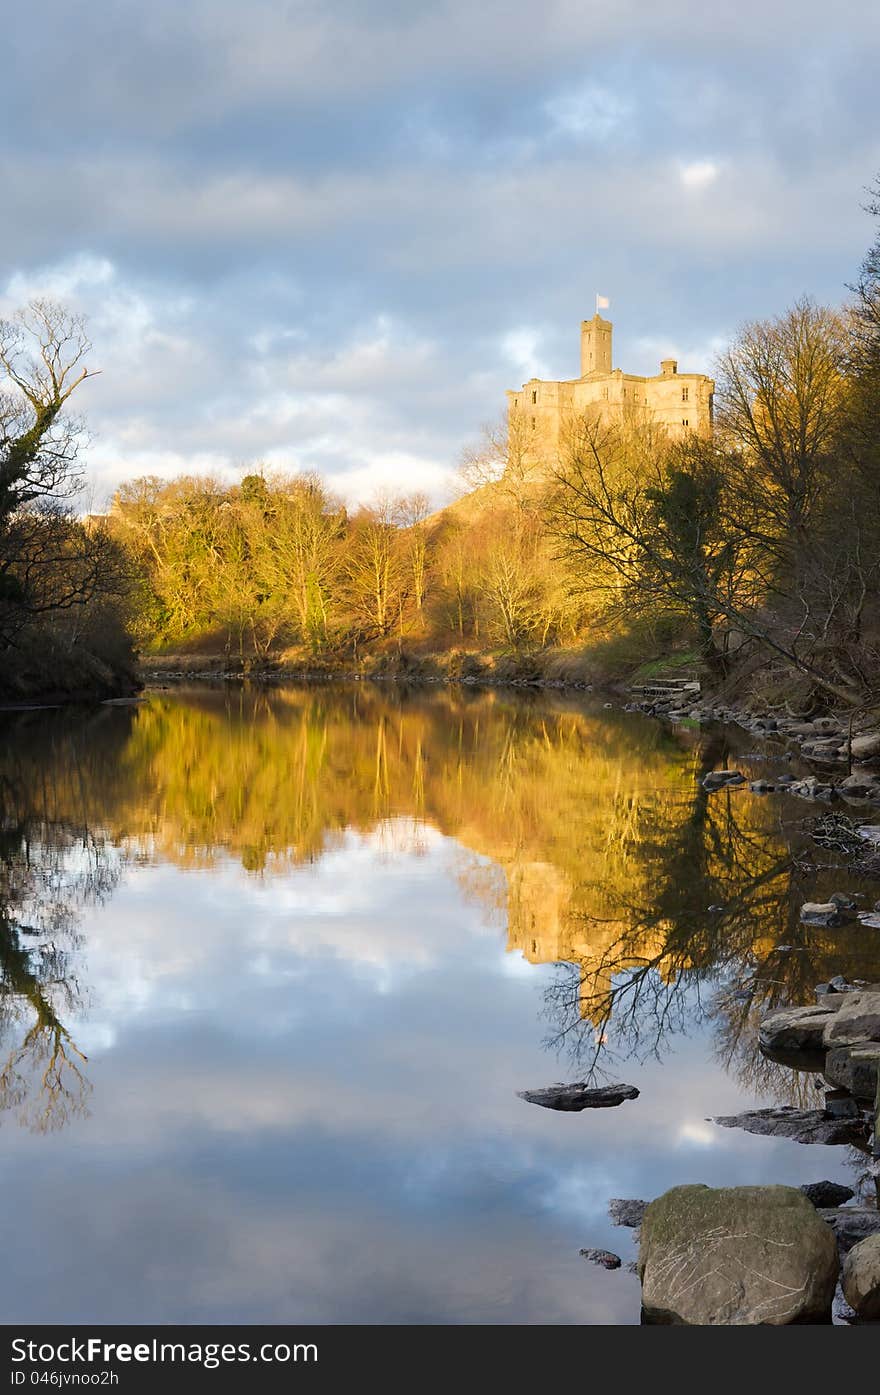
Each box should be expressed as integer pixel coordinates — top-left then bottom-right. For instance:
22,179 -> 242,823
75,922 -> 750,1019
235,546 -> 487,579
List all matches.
1,682 -> 876,1324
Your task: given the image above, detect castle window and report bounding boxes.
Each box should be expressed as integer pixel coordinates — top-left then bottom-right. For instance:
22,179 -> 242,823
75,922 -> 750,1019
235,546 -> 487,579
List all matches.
531,389 -> 538,404
682,418 -> 689,426
602,386 -> 609,400
682,386 -> 689,402
531,417 -> 536,430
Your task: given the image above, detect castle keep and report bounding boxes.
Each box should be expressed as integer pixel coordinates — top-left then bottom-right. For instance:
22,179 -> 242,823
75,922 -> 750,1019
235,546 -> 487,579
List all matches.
507,314 -> 715,456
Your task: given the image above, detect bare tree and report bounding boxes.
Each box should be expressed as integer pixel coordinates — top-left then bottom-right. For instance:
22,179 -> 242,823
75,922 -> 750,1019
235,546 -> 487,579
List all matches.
0,300 -> 97,523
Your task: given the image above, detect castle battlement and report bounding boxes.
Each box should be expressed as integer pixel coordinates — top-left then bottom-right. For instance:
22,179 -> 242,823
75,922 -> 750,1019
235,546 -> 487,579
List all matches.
507,314 -> 715,455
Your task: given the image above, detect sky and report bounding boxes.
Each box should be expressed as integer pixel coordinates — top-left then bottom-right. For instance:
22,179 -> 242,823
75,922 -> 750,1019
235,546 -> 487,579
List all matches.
2,0 -> 879,509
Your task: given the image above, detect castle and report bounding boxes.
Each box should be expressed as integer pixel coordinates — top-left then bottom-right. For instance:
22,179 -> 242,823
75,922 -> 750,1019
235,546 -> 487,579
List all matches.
506,314 -> 715,457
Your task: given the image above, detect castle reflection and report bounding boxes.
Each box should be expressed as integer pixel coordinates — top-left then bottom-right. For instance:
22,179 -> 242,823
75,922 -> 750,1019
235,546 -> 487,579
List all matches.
2,681 -> 879,1126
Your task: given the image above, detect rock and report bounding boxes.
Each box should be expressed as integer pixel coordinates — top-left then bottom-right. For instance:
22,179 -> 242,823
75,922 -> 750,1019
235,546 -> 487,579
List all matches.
839,772 -> 880,798
823,991 -> 880,1047
609,1198 -> 648,1228
757,1002 -> 841,1067
842,1235 -> 880,1317
816,977 -> 859,1001
799,1181 -> 856,1208
858,912 -> 880,929
830,974 -> 857,992
638,1185 -> 839,1325
829,891 -> 858,910
787,777 -> 836,800
857,825 -> 880,847
710,1106 -> 866,1146
516,1082 -> 639,1111
749,780 -> 777,793
823,1088 -> 861,1118
800,901 -> 854,927
819,1208 -> 880,1255
702,770 -> 746,791
849,732 -> 880,762
824,1042 -> 880,1100
579,1248 -> 622,1270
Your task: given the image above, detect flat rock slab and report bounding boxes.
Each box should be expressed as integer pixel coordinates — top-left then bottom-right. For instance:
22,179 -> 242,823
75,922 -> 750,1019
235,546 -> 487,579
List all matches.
517,1082 -> 639,1111
639,1185 -> 839,1325
758,1003 -> 840,1067
823,991 -> 880,1047
710,1106 -> 866,1146
579,1248 -> 622,1270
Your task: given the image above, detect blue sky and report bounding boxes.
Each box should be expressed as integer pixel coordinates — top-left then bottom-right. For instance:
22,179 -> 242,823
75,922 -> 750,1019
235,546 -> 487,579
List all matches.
3,0 -> 879,507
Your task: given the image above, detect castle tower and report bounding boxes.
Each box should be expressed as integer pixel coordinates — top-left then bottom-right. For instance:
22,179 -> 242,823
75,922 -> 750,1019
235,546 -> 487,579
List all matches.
580,313 -> 612,378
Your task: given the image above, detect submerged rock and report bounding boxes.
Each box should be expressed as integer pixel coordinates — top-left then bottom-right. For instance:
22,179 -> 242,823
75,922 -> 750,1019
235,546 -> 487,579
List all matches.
579,1248 -> 622,1270
702,770 -> 746,791
710,1106 -> 866,1146
608,1198 -> 648,1228
842,1235 -> 880,1317
800,1180 -> 856,1208
516,1082 -> 639,1111
638,1185 -> 839,1325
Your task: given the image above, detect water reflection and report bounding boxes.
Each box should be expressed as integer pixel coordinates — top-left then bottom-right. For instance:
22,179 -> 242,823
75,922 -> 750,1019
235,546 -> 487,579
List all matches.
0,711 -> 132,1129
0,684 -> 877,1321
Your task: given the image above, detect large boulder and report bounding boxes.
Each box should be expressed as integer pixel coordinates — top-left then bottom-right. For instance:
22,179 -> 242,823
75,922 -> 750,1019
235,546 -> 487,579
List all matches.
824,1041 -> 880,1100
758,1002 -> 841,1067
638,1185 -> 839,1325
823,991 -> 880,1048
842,1235 -> 880,1318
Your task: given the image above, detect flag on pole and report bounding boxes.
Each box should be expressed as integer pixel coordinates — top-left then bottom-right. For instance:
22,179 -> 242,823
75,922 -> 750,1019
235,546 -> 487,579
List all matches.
596,294 -> 610,311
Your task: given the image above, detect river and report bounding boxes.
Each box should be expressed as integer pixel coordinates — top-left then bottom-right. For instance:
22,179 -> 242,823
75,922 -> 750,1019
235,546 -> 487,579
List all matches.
0,681 -> 875,1322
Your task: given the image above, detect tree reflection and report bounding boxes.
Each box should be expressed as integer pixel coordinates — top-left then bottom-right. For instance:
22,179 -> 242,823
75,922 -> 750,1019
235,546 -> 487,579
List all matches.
535,728 -> 880,1104
0,710 -> 126,1130
2,683 -> 880,1121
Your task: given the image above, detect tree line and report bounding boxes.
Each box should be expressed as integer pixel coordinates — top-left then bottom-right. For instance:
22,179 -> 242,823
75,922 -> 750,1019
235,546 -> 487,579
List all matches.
1,178 -> 879,704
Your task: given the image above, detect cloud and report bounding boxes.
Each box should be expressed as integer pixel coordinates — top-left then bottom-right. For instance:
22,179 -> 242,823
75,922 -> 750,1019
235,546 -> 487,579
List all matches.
544,83 -> 632,141
679,159 -> 721,190
0,2 -> 877,504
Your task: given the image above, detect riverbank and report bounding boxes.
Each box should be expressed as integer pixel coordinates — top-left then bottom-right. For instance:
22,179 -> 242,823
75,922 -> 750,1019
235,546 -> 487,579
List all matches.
0,622 -> 140,707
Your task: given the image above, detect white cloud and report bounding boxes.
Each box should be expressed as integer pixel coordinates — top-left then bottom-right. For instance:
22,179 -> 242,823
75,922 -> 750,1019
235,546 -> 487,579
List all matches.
678,158 -> 721,190
501,327 -> 549,383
